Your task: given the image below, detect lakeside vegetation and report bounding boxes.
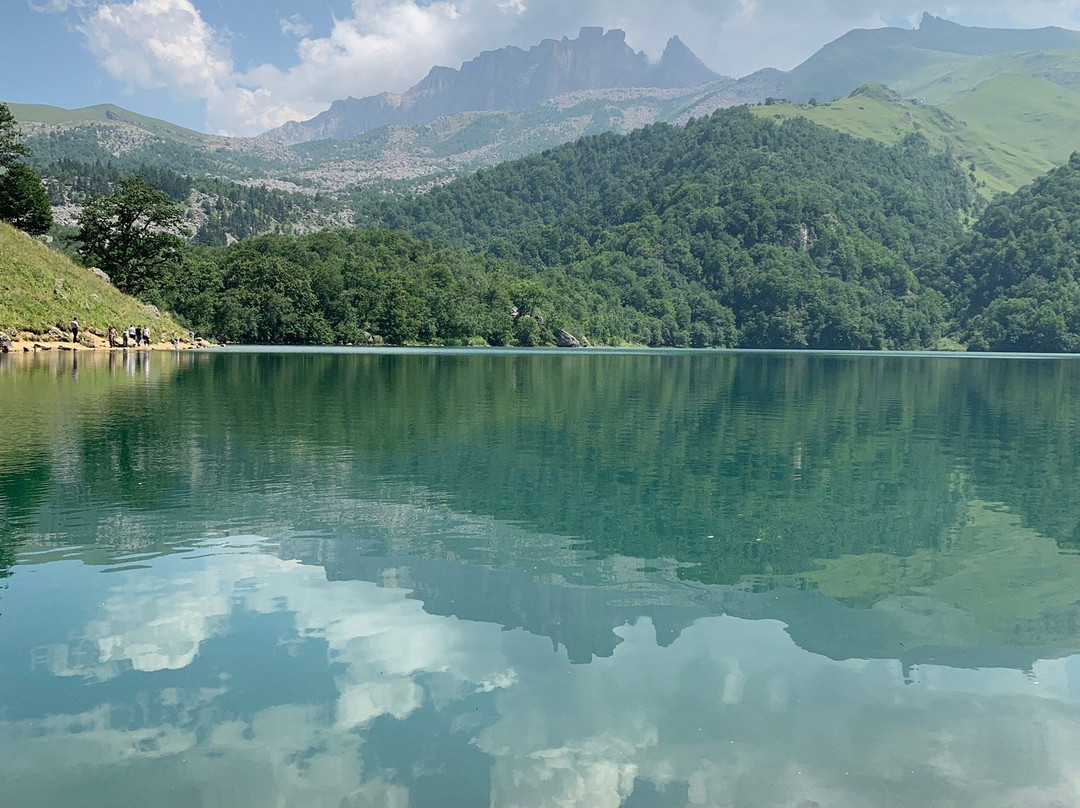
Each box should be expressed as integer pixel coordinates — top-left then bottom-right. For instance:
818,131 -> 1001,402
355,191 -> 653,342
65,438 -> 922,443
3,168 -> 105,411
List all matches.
5,99 -> 1080,351
0,222 -> 185,337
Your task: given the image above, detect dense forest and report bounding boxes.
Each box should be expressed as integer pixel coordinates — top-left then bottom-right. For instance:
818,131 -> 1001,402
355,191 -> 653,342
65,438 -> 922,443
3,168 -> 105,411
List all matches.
372,109 -> 976,348
948,153 -> 1080,352
12,104 -> 1080,350
128,108 -> 985,348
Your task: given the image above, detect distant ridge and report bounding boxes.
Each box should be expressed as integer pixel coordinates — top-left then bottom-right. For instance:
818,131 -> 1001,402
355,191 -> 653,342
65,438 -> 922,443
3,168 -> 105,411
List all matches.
764,12 -> 1080,102
262,27 -> 728,145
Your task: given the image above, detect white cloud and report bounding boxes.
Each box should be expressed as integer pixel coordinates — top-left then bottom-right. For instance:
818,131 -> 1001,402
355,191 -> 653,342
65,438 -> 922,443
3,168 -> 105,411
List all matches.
34,0 -> 1080,134
29,0 -> 94,11
278,13 -> 312,38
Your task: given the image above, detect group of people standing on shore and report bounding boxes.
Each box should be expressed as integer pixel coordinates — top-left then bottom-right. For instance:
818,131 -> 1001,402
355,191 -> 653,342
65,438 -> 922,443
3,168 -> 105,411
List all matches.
106,324 -> 152,348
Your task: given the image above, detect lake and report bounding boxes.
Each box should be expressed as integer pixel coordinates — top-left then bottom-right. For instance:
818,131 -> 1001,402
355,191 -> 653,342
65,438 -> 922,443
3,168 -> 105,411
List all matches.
2,347 -> 1080,808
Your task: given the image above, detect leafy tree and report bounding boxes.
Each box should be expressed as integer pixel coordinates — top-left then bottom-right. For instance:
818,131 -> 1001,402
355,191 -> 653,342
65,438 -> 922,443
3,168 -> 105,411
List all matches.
74,175 -> 189,296
948,152 -> 1080,351
0,162 -> 53,235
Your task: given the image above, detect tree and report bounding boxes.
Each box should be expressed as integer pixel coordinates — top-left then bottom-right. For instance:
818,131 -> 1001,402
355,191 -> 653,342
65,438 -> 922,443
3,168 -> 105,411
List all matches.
74,176 -> 189,296
0,102 -> 29,169
0,162 -> 53,235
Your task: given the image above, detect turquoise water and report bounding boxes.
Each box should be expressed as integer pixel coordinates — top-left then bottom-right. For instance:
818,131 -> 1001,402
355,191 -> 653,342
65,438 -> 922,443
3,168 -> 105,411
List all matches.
2,348 -> 1080,807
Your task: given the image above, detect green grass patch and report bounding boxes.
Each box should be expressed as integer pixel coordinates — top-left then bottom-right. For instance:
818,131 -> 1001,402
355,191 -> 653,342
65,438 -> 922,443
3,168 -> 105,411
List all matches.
0,222 -> 185,336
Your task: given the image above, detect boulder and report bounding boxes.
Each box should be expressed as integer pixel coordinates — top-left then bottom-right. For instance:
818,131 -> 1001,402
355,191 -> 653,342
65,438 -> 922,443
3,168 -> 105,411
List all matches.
556,329 -> 582,348
88,267 -> 111,284
47,327 -> 65,341
142,304 -> 161,318
0,333 -> 11,353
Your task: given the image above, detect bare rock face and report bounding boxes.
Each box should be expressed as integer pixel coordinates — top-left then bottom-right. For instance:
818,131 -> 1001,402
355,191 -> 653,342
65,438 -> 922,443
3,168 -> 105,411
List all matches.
557,329 -> 583,348
263,28 -> 725,145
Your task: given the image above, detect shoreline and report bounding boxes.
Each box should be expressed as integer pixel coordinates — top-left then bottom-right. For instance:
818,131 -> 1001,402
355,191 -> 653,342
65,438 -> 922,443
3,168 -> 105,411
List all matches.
4,338 -> 211,353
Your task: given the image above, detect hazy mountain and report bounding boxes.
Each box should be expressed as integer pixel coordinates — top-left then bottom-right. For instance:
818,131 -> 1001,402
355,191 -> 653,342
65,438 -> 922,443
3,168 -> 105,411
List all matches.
262,27 -> 728,145
760,13 -> 1080,103
11,14 -> 1080,218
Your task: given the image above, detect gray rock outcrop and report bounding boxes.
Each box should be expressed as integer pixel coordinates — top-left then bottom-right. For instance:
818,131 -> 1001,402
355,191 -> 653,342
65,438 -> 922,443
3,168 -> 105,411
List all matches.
557,329 -> 583,348
263,28 -> 727,144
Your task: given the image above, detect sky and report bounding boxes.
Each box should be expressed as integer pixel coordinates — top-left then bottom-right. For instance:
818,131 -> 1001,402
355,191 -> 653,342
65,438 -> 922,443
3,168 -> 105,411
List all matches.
3,0 -> 1080,137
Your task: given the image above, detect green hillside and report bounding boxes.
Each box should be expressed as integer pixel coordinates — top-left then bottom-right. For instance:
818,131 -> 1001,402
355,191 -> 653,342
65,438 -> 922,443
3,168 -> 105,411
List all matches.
946,153 -> 1080,351
775,14 -> 1080,104
7,102 -> 210,144
370,107 -> 973,349
897,49 -> 1080,104
0,222 -> 184,336
751,76 -> 1080,197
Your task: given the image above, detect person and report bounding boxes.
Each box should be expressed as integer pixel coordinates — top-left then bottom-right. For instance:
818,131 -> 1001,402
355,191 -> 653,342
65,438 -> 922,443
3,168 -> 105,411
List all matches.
70,316 -> 78,344
142,326 -> 151,347
134,325 -> 142,347
107,325 -> 117,348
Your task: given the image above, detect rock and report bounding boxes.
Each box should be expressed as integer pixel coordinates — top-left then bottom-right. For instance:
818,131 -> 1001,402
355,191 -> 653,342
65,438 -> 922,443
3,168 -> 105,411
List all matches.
143,304 -> 161,318
88,267 -> 111,284
0,333 -> 10,352
557,329 -> 582,348
47,326 -> 65,341
58,344 -> 73,351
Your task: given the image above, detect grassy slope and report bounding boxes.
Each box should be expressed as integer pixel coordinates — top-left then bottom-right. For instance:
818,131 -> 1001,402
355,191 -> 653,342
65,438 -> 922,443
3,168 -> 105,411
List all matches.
750,74 -> 1080,198
6,102 -> 211,144
0,222 -> 185,336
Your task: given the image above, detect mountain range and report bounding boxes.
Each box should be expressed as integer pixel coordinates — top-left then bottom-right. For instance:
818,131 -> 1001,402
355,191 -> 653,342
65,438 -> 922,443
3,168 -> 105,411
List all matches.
8,13 -> 1080,243
262,27 -> 726,145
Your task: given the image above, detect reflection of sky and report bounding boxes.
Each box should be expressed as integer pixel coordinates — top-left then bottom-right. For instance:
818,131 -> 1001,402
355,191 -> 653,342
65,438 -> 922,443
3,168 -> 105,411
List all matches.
2,540 -> 1080,807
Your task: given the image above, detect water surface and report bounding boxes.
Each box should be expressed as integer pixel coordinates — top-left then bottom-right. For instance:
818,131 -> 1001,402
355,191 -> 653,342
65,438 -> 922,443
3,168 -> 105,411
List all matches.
2,348 -> 1080,807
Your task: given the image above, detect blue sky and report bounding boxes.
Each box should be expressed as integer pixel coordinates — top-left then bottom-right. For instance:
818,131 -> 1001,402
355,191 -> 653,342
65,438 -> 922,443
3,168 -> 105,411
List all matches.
4,1 -> 1080,136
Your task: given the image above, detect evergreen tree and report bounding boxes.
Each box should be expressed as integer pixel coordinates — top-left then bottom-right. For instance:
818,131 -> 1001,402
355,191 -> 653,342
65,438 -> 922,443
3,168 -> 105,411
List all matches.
0,103 -> 29,169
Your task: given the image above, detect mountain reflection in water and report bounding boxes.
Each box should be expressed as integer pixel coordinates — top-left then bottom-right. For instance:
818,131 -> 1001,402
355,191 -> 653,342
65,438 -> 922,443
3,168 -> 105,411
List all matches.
1,349 -> 1080,807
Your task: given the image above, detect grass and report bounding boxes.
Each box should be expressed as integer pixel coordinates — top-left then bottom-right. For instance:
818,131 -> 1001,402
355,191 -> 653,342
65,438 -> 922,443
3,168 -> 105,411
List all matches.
7,102 -> 211,143
0,222 -> 185,337
750,75 -> 1080,198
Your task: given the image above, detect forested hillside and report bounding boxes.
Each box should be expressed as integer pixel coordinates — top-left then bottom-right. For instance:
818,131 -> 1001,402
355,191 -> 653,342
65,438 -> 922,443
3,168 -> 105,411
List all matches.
151,229 -> 636,346
949,153 -> 1080,351
38,158 -> 329,245
373,107 -> 975,348
13,101 -> 1080,352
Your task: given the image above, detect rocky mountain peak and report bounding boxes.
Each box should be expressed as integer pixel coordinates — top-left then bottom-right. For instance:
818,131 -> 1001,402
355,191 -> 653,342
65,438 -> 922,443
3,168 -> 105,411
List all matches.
262,27 -> 724,144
